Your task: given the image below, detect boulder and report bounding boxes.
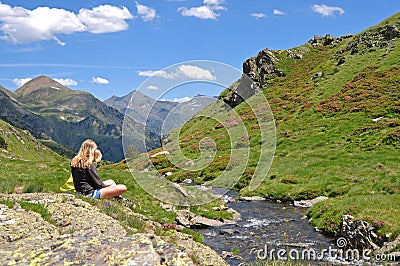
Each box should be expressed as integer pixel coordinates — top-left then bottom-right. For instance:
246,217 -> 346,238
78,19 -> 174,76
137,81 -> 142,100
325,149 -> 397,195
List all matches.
238,196 -> 265,201
0,193 -> 227,266
341,215 -> 381,251
175,210 -> 225,228
293,196 -> 328,208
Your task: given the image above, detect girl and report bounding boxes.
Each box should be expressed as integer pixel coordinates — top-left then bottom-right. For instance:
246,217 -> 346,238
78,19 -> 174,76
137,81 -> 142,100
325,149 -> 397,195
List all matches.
70,139 -> 127,199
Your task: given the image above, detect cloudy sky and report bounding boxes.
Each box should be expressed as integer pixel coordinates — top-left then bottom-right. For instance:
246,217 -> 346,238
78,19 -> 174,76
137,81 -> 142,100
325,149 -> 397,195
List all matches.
0,0 -> 399,101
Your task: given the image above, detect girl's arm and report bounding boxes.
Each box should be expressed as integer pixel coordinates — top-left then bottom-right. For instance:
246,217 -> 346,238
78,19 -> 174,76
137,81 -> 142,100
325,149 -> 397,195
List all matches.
88,163 -> 106,188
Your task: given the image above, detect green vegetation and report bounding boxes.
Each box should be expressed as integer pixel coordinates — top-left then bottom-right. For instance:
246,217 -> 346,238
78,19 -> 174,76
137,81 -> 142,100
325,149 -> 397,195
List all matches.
0,119 -> 230,242
18,201 -> 55,225
142,12 -> 400,238
1,12 -> 399,261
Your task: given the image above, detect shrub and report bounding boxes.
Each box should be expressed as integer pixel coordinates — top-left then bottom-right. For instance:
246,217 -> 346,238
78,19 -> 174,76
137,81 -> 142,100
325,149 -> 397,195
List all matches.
0,135 -> 7,149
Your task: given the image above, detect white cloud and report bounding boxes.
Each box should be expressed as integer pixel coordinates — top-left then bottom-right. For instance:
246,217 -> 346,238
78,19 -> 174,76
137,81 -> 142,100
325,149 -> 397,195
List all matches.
0,3 -> 133,45
203,0 -> 225,5
178,6 -> 218,20
173,97 -> 192,103
147,85 -> 159,90
12,78 -> 32,87
273,9 -> 285,15
78,5 -> 133,34
311,4 -> 344,17
250,13 -> 266,19
53,78 -> 78,86
138,70 -> 175,79
138,65 -> 216,81
91,77 -> 109,84
176,65 -> 216,80
136,2 -> 157,22
178,0 -> 226,20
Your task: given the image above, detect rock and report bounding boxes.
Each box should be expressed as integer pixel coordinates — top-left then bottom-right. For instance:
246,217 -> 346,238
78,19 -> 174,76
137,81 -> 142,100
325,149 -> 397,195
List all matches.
384,24 -> 399,40
337,56 -> 346,65
192,216 -> 225,228
376,235 -> 400,254
175,210 -> 193,227
150,150 -> 170,158
226,208 -> 242,221
293,196 -> 328,208
310,72 -> 323,81
220,229 -> 237,235
238,196 -> 265,201
222,48 -> 284,108
181,178 -> 193,184
221,250 -> 242,260
0,193 -> 227,266
175,210 -> 225,228
341,215 -> 381,251
185,160 -> 194,167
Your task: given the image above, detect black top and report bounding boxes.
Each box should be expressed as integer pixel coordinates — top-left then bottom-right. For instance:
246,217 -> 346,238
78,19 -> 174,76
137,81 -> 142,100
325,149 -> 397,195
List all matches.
71,163 -> 105,195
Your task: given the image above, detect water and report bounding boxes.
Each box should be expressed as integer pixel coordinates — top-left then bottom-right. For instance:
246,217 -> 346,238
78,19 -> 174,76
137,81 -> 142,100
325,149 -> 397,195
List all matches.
196,190 -> 335,265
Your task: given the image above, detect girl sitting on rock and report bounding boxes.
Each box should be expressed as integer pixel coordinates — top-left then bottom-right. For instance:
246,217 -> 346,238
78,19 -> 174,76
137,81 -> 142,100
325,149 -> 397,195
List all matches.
70,139 -> 127,199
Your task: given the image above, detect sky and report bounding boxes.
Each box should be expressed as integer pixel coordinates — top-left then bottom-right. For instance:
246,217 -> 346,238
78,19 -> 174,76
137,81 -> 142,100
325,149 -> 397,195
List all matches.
0,0 -> 399,102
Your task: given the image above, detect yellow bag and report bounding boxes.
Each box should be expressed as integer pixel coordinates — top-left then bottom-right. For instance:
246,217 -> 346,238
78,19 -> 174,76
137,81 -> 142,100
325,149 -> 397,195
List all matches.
59,174 -> 76,192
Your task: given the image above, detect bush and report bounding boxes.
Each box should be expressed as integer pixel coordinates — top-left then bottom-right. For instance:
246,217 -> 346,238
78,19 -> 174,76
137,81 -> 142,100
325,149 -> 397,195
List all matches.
0,135 -> 7,149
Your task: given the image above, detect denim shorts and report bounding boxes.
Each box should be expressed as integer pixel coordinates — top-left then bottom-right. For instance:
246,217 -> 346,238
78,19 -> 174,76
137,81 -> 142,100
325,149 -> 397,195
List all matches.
87,189 -> 101,199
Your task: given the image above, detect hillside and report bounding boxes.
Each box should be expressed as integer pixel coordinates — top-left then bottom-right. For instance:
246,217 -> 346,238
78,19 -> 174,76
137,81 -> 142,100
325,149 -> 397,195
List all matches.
0,120 -> 228,265
0,119 -> 69,193
142,12 -> 400,240
1,76 -> 157,161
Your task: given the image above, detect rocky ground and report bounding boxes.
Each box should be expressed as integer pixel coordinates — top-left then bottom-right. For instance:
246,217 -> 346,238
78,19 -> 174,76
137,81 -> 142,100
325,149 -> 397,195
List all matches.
0,193 -> 227,265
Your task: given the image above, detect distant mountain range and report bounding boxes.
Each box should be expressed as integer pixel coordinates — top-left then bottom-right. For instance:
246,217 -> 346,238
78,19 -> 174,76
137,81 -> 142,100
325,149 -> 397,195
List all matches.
0,76 -> 216,161
104,91 -> 217,135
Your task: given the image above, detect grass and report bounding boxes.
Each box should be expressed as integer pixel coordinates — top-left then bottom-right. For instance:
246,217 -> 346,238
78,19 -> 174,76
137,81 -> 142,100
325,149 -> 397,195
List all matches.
135,13 -> 400,240
18,201 -> 55,225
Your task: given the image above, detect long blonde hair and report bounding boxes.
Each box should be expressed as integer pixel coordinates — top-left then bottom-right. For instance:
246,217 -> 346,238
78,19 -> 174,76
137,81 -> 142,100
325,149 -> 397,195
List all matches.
71,139 -> 98,168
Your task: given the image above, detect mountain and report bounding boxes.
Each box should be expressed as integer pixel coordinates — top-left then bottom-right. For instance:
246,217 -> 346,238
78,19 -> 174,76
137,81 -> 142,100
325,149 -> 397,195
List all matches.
1,76 -> 157,161
144,12 -> 400,240
105,91 -> 216,135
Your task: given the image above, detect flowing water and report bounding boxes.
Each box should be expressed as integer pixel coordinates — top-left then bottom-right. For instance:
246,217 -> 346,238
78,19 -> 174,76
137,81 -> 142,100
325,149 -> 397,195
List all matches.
196,190 -> 336,265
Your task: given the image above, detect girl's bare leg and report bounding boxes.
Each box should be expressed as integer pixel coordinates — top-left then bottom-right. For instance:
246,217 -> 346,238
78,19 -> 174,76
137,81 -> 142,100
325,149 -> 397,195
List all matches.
100,184 -> 127,198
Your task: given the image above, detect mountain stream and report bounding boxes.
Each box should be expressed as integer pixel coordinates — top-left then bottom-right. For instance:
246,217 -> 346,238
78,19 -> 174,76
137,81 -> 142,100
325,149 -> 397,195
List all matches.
195,190 -> 338,265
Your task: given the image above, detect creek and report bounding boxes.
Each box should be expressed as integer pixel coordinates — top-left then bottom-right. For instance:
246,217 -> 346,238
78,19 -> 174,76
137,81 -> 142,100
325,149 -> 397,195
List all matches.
196,190 -> 337,265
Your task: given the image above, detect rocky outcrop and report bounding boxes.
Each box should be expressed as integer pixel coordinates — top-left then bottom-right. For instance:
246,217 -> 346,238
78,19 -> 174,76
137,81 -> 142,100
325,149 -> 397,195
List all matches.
0,193 -> 227,266
341,215 -> 381,251
221,49 -> 284,108
308,34 -> 353,47
336,23 -> 398,57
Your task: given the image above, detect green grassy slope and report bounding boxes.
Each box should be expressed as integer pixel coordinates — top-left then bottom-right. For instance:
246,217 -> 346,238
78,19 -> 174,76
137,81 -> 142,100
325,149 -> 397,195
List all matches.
0,118 -> 230,230
146,13 -> 400,238
0,119 -> 70,193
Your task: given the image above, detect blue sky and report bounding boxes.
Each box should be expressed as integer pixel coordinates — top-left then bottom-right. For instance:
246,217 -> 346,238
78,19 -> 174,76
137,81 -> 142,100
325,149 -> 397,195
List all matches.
0,0 -> 399,101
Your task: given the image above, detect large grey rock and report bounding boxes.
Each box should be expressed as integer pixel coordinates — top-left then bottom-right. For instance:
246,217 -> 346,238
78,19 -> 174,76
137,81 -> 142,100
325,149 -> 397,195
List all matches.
341,215 -> 381,251
0,193 -> 227,266
175,210 -> 226,228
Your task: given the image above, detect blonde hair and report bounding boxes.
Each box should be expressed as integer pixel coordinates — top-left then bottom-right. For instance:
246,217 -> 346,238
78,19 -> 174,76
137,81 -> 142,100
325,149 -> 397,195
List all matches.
70,139 -> 98,168
94,149 -> 102,163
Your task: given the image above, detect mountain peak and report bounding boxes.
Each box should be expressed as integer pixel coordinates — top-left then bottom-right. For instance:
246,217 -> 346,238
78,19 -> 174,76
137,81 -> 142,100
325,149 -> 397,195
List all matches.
15,76 -> 70,97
